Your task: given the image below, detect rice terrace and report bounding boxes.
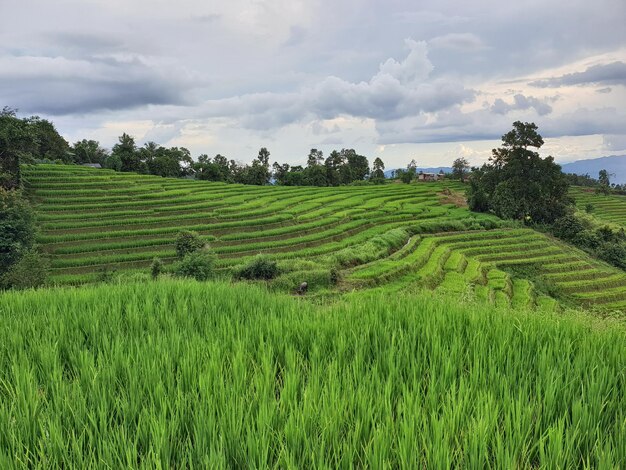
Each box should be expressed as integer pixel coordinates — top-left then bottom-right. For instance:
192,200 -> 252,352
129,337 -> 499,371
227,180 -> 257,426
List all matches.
2,0 -> 626,467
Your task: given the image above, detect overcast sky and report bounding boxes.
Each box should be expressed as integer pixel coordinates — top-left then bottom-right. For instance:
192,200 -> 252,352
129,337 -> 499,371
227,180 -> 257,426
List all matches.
1,0 -> 625,168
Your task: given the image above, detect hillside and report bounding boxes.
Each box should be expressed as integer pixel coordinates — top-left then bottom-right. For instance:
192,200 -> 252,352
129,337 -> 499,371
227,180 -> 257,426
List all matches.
0,279 -> 624,467
23,164 -> 626,313
570,186 -> 626,228
562,155 -> 626,184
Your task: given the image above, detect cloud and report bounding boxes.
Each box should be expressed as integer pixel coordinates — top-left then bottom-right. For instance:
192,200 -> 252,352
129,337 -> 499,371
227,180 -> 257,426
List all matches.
375,105 -> 626,145
429,33 -> 486,51
490,94 -> 552,116
0,54 -> 188,115
596,87 -> 612,94
602,134 -> 626,152
196,38 -> 474,129
529,61 -> 626,88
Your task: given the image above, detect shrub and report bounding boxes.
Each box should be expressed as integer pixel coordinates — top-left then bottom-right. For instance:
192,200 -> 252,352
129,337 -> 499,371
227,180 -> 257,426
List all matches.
576,230 -> 601,249
330,266 -> 341,286
0,188 -> 36,272
552,215 -> 585,241
96,265 -> 116,283
174,249 -> 216,281
0,249 -> 49,289
597,242 -> 626,270
175,230 -> 205,259
151,257 -> 163,279
238,255 -> 280,280
585,203 -> 594,213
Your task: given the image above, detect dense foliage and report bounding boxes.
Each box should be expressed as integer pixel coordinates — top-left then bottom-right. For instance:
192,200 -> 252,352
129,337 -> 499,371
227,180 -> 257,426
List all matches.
467,122 -> 570,224
0,280 -> 624,467
238,255 -> 280,280
0,189 -> 36,273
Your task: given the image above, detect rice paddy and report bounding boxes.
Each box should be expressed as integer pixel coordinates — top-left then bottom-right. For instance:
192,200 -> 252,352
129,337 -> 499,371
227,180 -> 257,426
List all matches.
0,280 -> 624,467
570,186 -> 626,227
23,165 -> 626,314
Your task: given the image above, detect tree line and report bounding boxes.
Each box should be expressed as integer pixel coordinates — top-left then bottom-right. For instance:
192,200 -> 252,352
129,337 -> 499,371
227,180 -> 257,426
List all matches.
0,108 -> 386,187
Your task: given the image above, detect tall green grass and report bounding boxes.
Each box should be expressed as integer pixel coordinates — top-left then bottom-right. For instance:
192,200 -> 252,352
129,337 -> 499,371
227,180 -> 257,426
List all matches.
0,280 -> 624,467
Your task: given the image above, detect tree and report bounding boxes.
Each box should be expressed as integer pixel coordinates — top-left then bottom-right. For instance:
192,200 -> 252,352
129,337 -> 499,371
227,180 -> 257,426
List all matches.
343,149 -> 369,182
400,160 -> 417,184
597,169 -> 611,194
72,139 -> 108,165
451,157 -> 470,180
306,148 -> 324,168
0,108 -> 37,189
30,117 -> 70,162
0,188 -> 36,273
466,121 -> 570,224
370,157 -> 385,183
112,133 -> 144,173
175,230 -> 205,259
1,249 -> 48,289
325,150 -> 343,186
599,169 -> 610,187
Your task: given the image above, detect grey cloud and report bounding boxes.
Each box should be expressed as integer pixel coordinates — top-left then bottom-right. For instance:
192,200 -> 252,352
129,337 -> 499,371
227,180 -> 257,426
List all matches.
375,106 -> 626,145
192,13 -> 221,23
197,39 -> 474,129
596,87 -> 612,94
490,94 -> 552,116
429,33 -> 486,51
283,26 -> 307,47
0,54 -> 187,115
603,134 -> 626,152
530,62 -> 626,88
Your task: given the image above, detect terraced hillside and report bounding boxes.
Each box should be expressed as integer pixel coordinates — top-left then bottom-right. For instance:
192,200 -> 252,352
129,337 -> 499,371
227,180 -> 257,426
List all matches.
24,165 -> 484,282
24,165 -> 626,314
570,186 -> 626,227
345,229 -> 626,312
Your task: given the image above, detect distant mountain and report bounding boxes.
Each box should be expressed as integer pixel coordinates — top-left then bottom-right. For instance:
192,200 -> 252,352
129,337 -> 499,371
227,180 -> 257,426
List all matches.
561,155 -> 626,185
385,167 -> 452,178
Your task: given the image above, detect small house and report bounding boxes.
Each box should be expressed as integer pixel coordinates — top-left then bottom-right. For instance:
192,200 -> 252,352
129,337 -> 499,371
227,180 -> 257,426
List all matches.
81,163 -> 102,169
418,172 -> 438,181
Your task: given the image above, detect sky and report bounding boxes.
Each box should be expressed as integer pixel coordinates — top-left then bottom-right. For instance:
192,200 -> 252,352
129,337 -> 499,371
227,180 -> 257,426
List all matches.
1,0 -> 625,169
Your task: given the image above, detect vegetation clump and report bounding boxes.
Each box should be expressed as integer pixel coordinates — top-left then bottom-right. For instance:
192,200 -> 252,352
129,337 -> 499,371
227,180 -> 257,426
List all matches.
467,121 -> 570,224
174,249 -> 216,281
175,230 -> 205,259
238,255 -> 280,280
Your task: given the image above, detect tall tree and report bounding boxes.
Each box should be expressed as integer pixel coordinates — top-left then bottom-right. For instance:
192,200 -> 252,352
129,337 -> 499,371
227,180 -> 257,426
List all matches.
306,148 -> 324,168
451,157 -> 470,180
30,117 -> 70,162
370,157 -> 385,183
467,121 -> 570,223
112,133 -> 143,173
0,107 -> 38,189
72,139 -> 108,165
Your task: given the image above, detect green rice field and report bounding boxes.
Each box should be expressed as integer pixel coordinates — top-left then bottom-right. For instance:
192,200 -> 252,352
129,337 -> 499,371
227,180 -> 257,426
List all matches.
570,186 -> 626,227
23,165 -> 626,314
0,280 -> 624,467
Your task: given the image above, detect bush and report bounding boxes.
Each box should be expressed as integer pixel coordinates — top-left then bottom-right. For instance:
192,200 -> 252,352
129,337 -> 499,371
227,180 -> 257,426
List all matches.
597,242 -> 626,270
330,266 -> 341,286
175,230 -> 205,259
174,249 -> 216,281
576,230 -> 601,249
1,249 -> 49,289
585,203 -> 594,213
0,188 -> 36,272
238,255 -> 279,280
552,215 -> 585,241
151,257 -> 163,279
